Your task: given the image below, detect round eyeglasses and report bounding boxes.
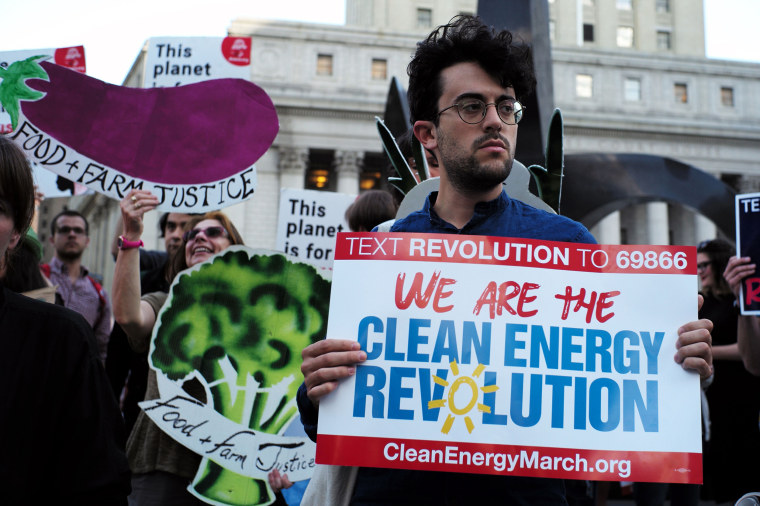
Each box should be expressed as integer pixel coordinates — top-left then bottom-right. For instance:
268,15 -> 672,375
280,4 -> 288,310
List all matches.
437,98 -> 524,125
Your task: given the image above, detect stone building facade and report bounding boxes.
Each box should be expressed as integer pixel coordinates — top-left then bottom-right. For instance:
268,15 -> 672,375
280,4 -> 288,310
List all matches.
60,0 -> 760,289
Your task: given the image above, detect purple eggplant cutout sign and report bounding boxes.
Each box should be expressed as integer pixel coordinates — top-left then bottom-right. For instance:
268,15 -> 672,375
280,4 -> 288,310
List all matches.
0,57 -> 279,212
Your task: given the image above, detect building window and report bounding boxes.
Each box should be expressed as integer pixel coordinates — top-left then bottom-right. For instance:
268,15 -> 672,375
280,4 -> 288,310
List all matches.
721,86 -> 735,107
305,149 -> 336,191
371,59 -> 387,80
617,0 -> 633,9
583,24 -> 595,42
657,30 -> 671,50
624,78 -> 641,101
360,152 -> 386,191
549,20 -> 556,43
674,83 -> 688,104
316,54 -> 333,76
656,0 -> 670,12
617,26 -> 634,47
576,74 -> 593,98
417,8 -> 432,28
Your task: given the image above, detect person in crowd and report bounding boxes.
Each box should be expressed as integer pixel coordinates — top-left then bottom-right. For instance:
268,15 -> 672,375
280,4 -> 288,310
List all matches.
106,210 -> 196,434
725,255 -> 760,375
112,191 -> 290,505
0,134 -> 130,503
112,190 -> 245,504
44,209 -> 113,363
344,190 -> 398,232
696,239 -> 760,504
297,15 -> 714,505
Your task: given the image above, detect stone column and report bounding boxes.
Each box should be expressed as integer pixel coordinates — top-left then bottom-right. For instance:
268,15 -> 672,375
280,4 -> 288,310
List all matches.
240,148 -> 281,250
645,202 -> 670,245
334,150 -> 362,195
591,211 -> 621,245
668,205 -> 694,246
278,147 -> 308,190
694,214 -> 717,244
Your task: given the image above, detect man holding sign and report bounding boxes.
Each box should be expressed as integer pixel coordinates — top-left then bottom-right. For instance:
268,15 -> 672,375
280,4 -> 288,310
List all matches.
298,15 -> 713,504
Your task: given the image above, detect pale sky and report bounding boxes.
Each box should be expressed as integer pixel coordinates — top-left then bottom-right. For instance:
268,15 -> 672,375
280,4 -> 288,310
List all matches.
2,0 -> 758,85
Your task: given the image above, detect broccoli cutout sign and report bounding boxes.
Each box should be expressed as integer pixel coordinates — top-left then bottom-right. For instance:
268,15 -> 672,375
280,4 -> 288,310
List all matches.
139,247 -> 330,505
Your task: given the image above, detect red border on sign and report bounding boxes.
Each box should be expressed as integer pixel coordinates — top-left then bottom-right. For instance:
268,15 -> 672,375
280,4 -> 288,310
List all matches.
316,434 -> 701,484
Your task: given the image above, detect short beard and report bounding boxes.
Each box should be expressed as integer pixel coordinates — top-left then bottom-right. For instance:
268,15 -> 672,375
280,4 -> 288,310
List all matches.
439,130 -> 513,194
57,249 -> 83,262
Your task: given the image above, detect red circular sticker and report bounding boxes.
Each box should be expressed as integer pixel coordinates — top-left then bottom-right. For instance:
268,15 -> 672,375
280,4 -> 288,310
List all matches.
221,37 -> 252,66
54,46 -> 86,74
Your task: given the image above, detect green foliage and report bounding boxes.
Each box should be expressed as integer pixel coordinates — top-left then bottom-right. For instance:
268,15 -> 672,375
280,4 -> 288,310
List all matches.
0,55 -> 48,131
153,250 -> 329,398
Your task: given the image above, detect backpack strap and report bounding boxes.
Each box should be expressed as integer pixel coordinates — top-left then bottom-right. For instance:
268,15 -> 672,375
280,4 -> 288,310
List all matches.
41,263 -> 106,310
87,275 -> 107,310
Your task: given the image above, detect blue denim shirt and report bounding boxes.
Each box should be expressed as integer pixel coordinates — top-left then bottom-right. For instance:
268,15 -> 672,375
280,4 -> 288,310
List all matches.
389,190 -> 596,244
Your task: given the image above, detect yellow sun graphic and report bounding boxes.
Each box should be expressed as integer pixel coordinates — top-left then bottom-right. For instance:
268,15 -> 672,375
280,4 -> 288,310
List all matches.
427,360 -> 499,435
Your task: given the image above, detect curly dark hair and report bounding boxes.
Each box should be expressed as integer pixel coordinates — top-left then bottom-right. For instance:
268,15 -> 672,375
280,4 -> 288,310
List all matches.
407,15 -> 536,125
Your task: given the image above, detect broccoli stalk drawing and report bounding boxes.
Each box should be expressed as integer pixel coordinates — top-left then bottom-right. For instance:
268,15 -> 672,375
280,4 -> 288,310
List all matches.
150,249 -> 331,505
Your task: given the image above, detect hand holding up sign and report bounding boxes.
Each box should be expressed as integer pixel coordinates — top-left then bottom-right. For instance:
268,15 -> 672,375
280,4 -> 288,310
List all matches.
724,256 -> 756,299
674,295 -> 713,380
301,339 -> 366,407
725,256 -> 760,375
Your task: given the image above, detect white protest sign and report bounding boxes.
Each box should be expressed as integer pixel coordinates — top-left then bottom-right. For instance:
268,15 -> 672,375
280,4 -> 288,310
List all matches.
276,188 -> 354,268
144,36 -> 251,88
139,375 -> 315,481
318,233 -> 702,484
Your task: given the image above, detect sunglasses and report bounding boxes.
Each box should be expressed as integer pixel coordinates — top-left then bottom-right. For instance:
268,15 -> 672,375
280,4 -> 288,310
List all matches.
182,226 -> 228,243
696,261 -> 712,272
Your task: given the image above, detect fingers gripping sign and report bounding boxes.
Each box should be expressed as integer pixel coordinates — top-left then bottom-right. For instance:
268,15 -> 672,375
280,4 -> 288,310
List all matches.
674,294 -> 714,380
724,256 -> 756,300
301,339 -> 367,407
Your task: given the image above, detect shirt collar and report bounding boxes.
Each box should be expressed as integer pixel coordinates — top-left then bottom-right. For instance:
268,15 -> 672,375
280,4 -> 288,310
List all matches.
424,188 -> 509,231
50,256 -> 88,277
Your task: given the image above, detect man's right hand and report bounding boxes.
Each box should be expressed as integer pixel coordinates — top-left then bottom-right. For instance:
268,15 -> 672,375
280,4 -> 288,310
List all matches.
301,339 -> 366,408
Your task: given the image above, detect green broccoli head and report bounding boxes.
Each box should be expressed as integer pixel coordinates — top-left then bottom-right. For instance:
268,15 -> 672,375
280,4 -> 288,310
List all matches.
150,249 -> 330,423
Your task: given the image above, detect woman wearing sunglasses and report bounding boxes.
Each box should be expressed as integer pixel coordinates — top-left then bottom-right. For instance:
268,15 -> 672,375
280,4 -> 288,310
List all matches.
112,190 -> 246,505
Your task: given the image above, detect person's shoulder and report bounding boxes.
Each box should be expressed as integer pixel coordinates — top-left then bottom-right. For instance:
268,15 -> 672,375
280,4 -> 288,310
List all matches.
509,198 -> 596,244
390,208 -> 428,232
142,291 -> 169,314
2,289 -> 97,354
6,289 -> 89,326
